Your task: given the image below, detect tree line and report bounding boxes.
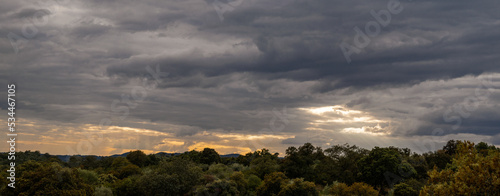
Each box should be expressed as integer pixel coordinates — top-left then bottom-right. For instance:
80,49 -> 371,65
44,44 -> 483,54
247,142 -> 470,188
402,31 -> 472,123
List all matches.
0,140 -> 499,195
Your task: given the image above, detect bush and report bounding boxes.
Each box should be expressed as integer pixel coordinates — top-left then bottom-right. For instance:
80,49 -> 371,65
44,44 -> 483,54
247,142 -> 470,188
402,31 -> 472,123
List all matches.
98,174 -> 118,185
347,182 -> 378,196
230,171 -> 248,195
94,186 -> 113,196
112,176 -> 142,196
421,141 -> 500,195
207,163 -> 232,180
137,173 -> 182,196
256,172 -> 289,196
117,164 -> 142,179
325,182 -> 350,196
193,179 -> 239,196
126,150 -> 148,167
278,178 -> 318,196
326,181 -> 378,196
247,174 -> 262,190
393,183 -> 416,196
77,169 -> 99,185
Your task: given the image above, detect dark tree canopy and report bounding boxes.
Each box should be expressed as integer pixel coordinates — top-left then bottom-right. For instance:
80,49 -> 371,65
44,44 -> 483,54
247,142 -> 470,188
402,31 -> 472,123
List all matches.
1,140 -> 498,195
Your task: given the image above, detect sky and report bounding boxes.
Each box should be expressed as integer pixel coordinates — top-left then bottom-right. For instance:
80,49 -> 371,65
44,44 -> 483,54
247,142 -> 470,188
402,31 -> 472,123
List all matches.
1,0 -> 500,156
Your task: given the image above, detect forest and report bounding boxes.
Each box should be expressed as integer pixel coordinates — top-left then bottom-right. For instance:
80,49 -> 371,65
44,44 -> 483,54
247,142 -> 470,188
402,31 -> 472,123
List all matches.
0,140 -> 499,196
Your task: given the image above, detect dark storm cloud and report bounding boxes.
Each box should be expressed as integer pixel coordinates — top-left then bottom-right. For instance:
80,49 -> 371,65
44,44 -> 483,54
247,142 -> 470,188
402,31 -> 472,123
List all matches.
69,19 -> 111,39
98,0 -> 500,91
1,0 -> 500,155
10,8 -> 51,19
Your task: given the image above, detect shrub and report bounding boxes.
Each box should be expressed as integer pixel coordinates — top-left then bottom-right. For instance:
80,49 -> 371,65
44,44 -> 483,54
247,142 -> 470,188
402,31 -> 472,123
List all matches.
94,186 -> 113,196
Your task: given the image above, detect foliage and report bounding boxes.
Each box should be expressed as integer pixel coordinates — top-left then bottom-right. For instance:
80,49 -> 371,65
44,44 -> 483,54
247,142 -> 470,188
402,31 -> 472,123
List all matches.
126,150 -> 148,167
324,144 -> 369,185
1,140 -> 497,195
230,171 -> 248,195
94,186 -> 113,196
112,176 -> 142,196
256,172 -> 290,196
282,143 -> 326,182
325,181 -> 378,196
154,159 -> 203,194
442,140 -> 463,156
420,141 -> 500,195
422,150 -> 451,171
116,164 -> 142,179
247,174 -> 262,191
325,181 -> 350,196
77,169 -> 99,185
2,161 -> 93,196
194,179 -> 239,196
207,163 -> 233,180
98,174 -> 118,185
393,182 -> 417,196
278,178 -> 318,196
136,172 -> 183,196
347,182 -> 379,196
247,154 -> 280,179
358,147 -> 403,190
200,148 -> 222,165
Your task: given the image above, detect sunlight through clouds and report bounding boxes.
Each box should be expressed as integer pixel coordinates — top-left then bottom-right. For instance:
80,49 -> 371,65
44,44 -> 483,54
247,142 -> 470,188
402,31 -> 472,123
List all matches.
299,105 -> 391,135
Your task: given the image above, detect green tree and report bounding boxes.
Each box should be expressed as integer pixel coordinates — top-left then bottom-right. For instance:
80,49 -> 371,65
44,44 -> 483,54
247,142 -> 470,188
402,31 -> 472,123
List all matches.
68,156 -> 83,168
325,181 -> 377,196
98,174 -> 117,185
248,154 -> 280,179
200,148 -> 221,165
94,186 -> 113,196
141,158 -> 206,195
442,140 -> 463,156
256,172 -> 289,196
325,182 -> 350,196
81,156 -> 99,169
194,179 -> 239,196
421,141 -> 500,195
230,171 -> 248,195
277,178 -> 318,196
4,161 -> 93,196
422,150 -> 451,170
358,147 -> 404,192
324,144 -> 369,184
146,154 -> 160,166
282,143 -> 325,181
77,169 -> 99,185
0,172 -> 7,193
137,172 -> 182,196
117,164 -> 142,179
111,157 -> 131,170
247,174 -> 262,191
347,182 -> 378,196
112,176 -> 142,196
207,163 -> 233,180
475,141 -> 498,156
126,150 -> 148,167
393,182 -> 416,196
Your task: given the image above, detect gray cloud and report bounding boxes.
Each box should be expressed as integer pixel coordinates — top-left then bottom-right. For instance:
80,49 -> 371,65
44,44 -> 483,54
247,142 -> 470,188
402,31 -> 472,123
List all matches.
1,0 -> 499,155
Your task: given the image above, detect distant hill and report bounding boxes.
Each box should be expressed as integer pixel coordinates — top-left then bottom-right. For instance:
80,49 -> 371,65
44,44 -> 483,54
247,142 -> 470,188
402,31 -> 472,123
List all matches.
55,152 -> 242,162
220,153 -> 240,158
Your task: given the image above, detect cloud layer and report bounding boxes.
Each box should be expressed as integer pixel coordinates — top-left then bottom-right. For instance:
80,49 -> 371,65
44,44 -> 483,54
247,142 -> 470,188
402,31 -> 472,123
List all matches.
1,0 -> 499,155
